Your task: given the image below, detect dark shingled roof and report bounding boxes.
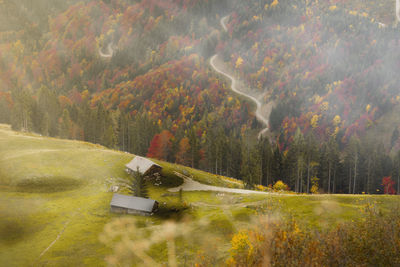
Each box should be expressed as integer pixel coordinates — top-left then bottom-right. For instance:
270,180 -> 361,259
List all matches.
125,156 -> 162,175
110,193 -> 157,213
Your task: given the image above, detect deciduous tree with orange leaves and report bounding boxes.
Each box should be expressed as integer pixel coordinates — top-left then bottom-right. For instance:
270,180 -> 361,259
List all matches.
147,130 -> 173,161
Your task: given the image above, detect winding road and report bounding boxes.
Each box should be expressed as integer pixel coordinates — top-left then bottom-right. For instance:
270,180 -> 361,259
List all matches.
210,16 -> 272,139
98,43 -> 114,58
397,0 -> 400,22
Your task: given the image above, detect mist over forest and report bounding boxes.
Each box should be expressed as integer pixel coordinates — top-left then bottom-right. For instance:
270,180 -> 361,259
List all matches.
1,0 -> 400,194
3,1 -> 400,266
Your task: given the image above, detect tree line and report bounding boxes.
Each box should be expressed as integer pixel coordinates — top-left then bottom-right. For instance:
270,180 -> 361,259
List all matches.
1,86 -> 399,194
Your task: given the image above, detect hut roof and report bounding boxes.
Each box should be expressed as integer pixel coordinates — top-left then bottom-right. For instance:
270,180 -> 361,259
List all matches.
110,193 -> 157,213
125,156 -> 161,175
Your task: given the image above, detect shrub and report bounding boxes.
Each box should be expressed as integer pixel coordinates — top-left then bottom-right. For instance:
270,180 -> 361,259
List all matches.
272,180 -> 289,191
223,206 -> 400,267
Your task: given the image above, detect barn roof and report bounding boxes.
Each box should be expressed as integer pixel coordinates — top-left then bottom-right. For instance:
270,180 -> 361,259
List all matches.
125,156 -> 161,175
110,193 -> 157,213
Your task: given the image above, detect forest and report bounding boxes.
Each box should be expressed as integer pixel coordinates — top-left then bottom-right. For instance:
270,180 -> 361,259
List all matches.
1,0 -> 400,194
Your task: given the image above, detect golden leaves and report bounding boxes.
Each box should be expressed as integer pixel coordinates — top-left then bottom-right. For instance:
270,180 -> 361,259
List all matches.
311,115 -> 319,128
235,56 -> 243,69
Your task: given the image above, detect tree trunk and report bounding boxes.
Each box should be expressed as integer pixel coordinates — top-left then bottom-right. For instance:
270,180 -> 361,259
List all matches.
348,167 -> 352,194
328,162 -> 331,194
366,159 -> 371,194
307,159 -> 310,194
353,153 -> 358,194
333,167 -> 336,194
300,169 -> 303,193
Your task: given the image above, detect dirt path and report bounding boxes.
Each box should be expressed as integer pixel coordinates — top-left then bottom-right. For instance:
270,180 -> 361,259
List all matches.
169,172 -> 296,196
210,15 -> 273,139
169,172 -> 269,195
37,208 -> 80,262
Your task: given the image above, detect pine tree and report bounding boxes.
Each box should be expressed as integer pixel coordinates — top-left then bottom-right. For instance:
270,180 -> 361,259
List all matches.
103,125 -> 116,148
394,150 -> 400,195
0,98 -> 10,123
40,112 -> 50,136
59,108 -> 72,139
258,137 -> 273,186
292,129 -> 305,192
240,145 -> 261,188
127,168 -> 148,198
321,137 -> 339,194
271,144 -> 282,185
346,136 -> 360,194
119,167 -> 148,198
304,133 -> 319,194
188,127 -> 201,168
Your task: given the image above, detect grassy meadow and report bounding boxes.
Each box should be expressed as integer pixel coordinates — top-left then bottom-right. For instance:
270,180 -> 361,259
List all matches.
0,124 -> 399,266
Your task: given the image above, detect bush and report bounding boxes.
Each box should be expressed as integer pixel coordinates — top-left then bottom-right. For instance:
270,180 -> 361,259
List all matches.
223,205 -> 400,267
272,180 -> 289,191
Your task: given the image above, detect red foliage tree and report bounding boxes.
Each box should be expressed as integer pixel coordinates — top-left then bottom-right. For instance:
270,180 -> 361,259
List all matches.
382,176 -> 396,195
146,130 -> 173,161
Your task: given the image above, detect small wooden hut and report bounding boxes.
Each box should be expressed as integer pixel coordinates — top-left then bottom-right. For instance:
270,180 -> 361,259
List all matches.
110,193 -> 158,215
125,156 -> 162,176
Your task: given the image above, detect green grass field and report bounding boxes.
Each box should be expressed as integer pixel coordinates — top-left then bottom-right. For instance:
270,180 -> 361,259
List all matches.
0,124 -> 399,266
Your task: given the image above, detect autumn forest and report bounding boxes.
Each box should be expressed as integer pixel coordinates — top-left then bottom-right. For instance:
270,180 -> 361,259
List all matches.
1,0 -> 400,194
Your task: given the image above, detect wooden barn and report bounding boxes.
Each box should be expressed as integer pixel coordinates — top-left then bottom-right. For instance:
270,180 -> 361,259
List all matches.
110,193 -> 158,215
125,156 -> 162,176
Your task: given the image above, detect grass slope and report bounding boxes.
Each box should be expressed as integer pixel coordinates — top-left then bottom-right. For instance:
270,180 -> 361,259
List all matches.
0,124 -> 399,266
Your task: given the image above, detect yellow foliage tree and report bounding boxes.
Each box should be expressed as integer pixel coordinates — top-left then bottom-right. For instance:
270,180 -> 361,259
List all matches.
311,115 -> 319,128
333,115 -> 341,126
227,230 -> 254,266
271,0 -> 279,8
311,176 -> 319,194
273,180 -> 288,191
235,56 -> 243,69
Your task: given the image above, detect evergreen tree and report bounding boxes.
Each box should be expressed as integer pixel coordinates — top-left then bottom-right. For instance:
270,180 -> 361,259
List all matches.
59,108 -> 71,139
258,137 -> 273,186
37,86 -> 60,136
0,98 -> 10,123
292,129 -> 305,192
394,150 -> 400,195
321,137 -> 339,193
240,145 -> 261,188
103,125 -> 116,148
391,127 -> 399,148
127,168 -> 148,198
346,136 -> 360,194
11,89 -> 33,132
304,133 -> 319,194
271,144 -> 283,184
188,127 -> 201,168
40,112 -> 50,136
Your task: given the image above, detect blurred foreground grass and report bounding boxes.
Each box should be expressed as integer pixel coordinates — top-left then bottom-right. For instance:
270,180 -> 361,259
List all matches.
0,124 -> 399,266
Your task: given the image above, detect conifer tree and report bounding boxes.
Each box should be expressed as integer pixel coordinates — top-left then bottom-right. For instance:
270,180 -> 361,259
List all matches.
126,168 -> 148,198
188,127 -> 201,168
59,108 -> 71,139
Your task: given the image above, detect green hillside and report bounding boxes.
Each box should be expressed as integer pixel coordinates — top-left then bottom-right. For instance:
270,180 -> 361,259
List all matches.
1,124 -> 400,266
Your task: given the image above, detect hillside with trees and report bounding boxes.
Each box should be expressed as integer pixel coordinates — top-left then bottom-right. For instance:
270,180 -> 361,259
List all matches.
1,0 -> 400,194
